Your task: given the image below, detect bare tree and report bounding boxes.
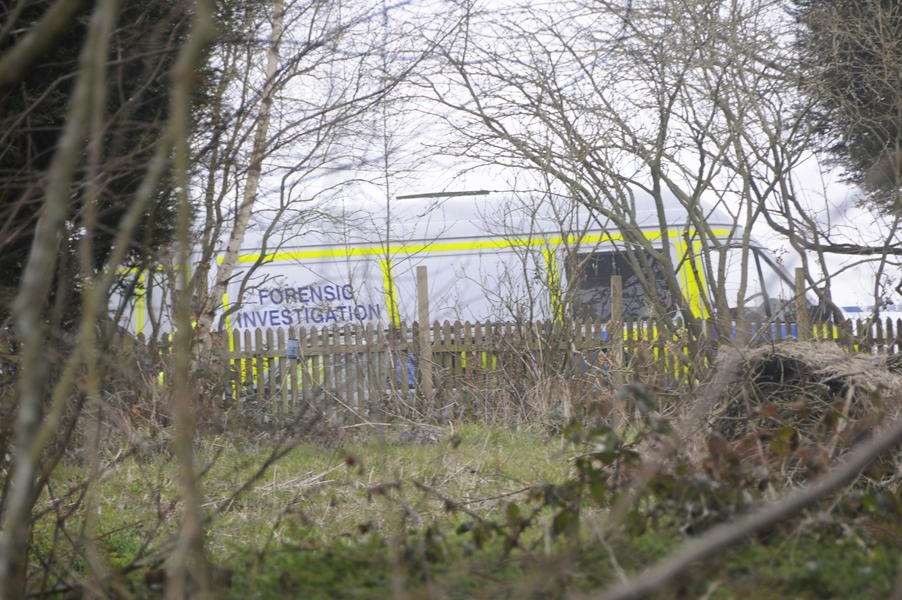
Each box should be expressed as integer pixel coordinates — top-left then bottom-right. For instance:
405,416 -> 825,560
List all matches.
424,0 -> 763,343
0,1 -> 122,591
422,0 -> 900,349
182,0 -> 455,360
0,0 -> 212,594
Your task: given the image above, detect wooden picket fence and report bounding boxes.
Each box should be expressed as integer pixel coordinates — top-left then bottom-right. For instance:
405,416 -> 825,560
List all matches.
216,266 -> 901,422
223,320 -> 612,422
221,314 -> 902,422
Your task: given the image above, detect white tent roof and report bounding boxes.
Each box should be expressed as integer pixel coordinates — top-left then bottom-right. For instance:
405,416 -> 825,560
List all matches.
238,188 -> 737,252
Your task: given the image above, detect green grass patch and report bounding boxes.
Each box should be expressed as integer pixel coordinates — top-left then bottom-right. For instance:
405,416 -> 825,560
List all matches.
36,424 -> 900,598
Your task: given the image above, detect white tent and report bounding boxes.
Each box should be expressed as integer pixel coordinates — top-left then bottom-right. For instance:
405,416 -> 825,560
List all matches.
118,188 -> 798,337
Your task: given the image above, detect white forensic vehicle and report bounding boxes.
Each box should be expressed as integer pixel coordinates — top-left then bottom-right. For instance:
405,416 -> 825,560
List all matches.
119,191 -> 804,339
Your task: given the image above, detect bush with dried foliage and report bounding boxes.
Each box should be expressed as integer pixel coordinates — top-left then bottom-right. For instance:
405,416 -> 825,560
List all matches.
695,342 -> 901,485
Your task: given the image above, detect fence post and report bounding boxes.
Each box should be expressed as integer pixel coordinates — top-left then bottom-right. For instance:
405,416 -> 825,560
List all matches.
795,268 -> 811,341
610,275 -> 623,383
416,265 -> 434,410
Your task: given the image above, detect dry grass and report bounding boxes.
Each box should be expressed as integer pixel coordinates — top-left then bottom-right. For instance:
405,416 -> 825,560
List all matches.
37,424 -> 571,577
26,342 -> 902,597
32,415 -> 901,599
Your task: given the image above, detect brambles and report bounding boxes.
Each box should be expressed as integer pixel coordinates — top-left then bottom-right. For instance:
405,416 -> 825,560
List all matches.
700,342 -> 902,484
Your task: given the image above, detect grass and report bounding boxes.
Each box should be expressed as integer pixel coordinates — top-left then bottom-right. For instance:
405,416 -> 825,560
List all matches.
199,424 -> 572,551
37,423 -> 901,598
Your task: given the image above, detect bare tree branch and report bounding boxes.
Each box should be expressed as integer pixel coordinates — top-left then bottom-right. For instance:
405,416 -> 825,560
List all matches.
593,416 -> 902,600
0,0 -> 118,592
0,0 -> 85,86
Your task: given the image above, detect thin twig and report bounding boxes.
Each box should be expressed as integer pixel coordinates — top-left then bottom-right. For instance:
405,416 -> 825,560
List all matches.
591,416 -> 902,600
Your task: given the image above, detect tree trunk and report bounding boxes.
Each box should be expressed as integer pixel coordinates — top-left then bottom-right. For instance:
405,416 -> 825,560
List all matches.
195,0 -> 283,353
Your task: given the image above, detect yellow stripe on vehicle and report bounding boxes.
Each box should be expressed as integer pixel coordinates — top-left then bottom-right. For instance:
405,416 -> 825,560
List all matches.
378,258 -> 401,327
675,238 -> 710,319
227,228 -> 732,265
222,291 -> 232,341
221,291 -> 242,395
543,246 -> 563,323
135,271 -> 146,335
